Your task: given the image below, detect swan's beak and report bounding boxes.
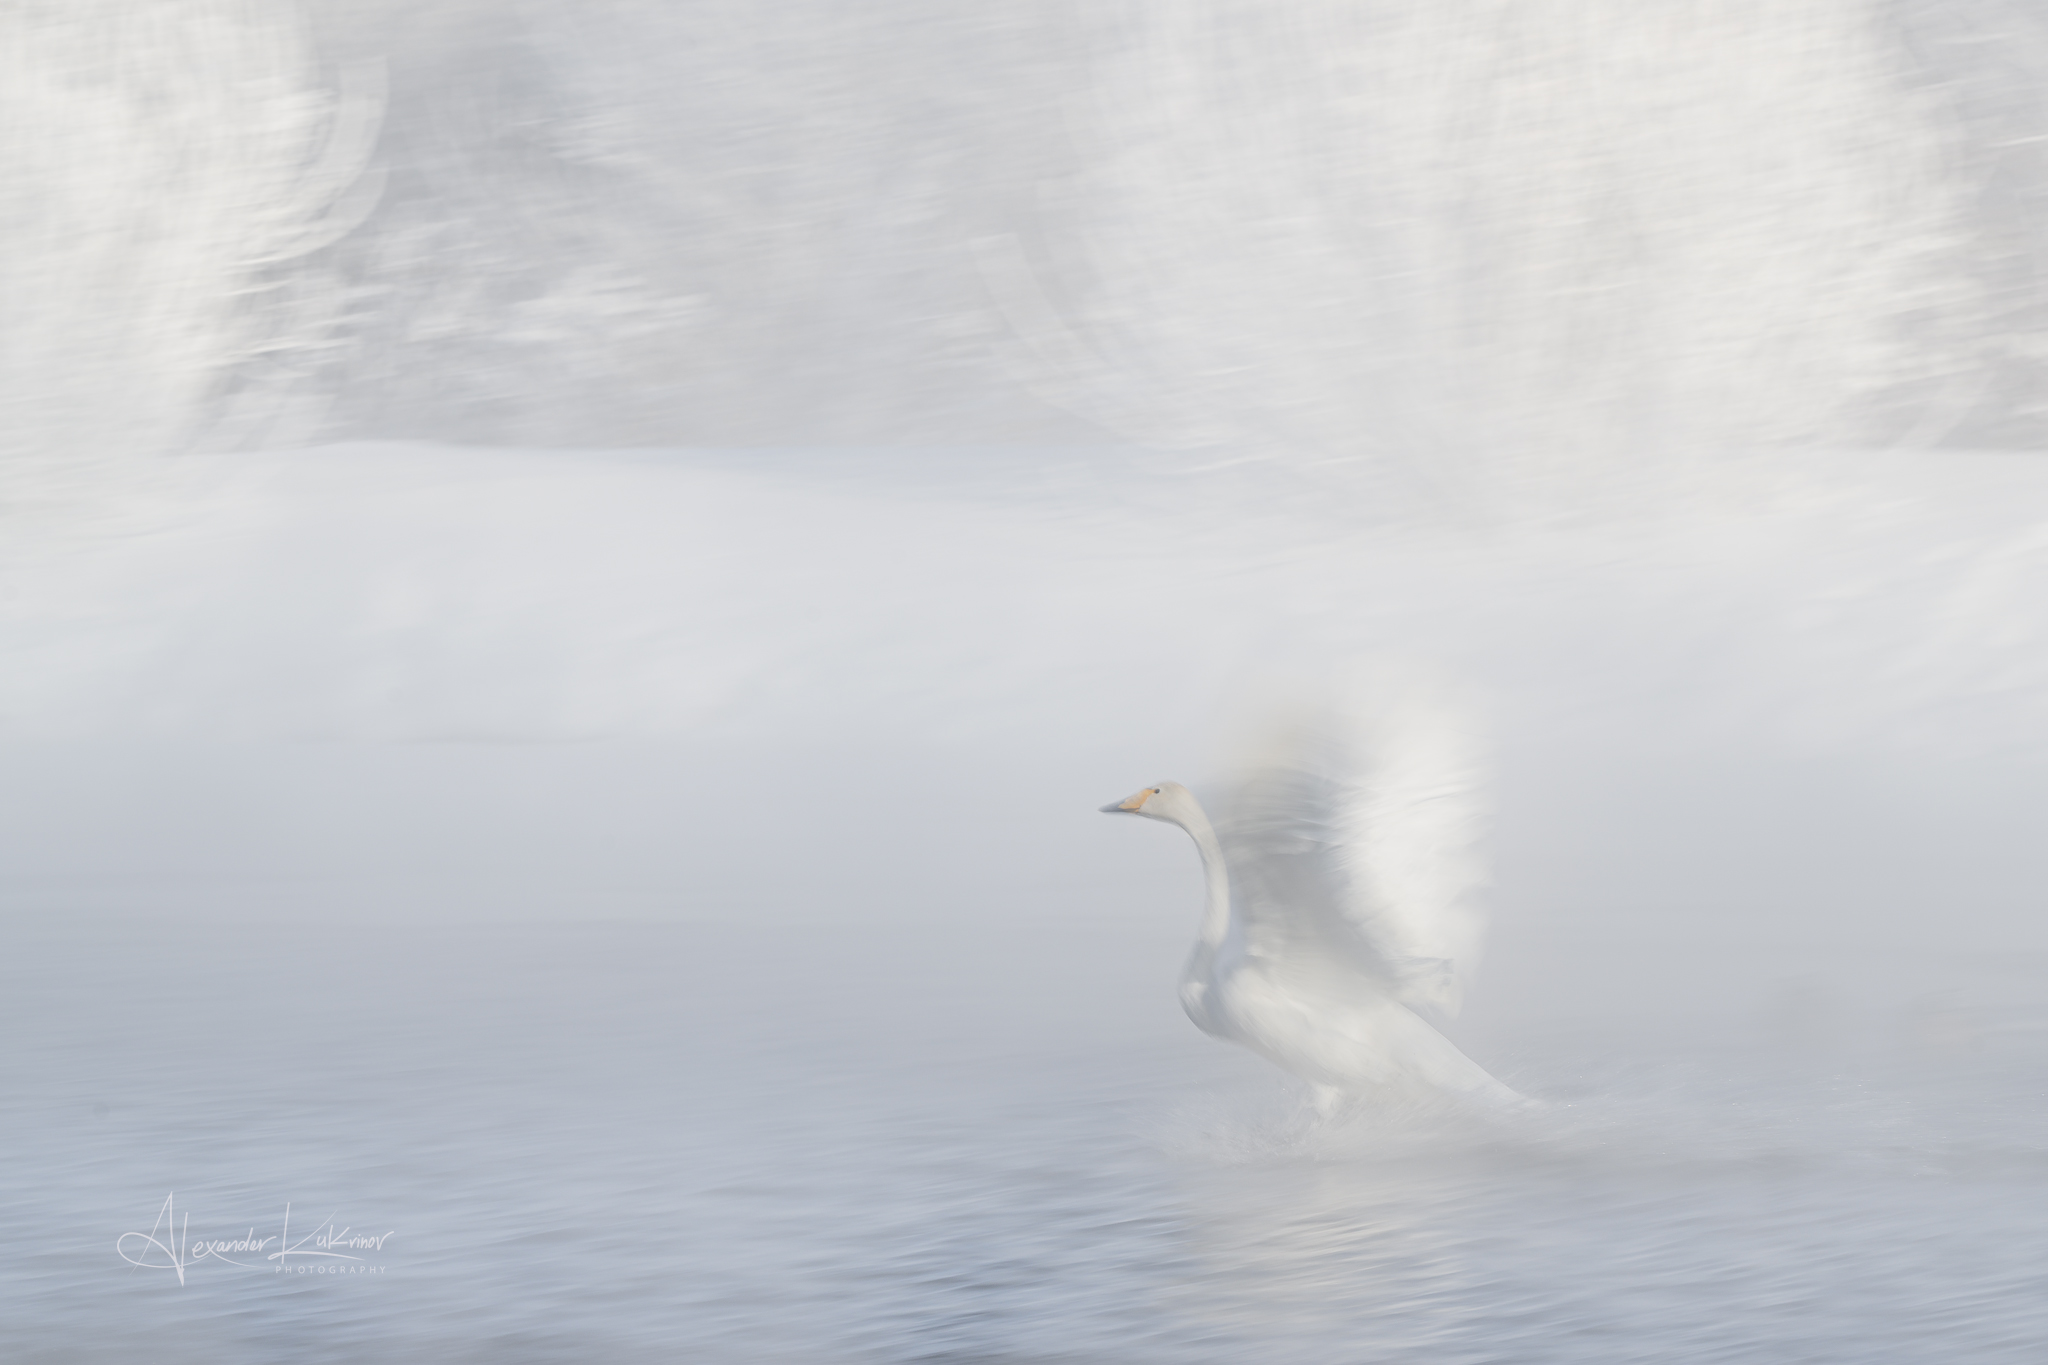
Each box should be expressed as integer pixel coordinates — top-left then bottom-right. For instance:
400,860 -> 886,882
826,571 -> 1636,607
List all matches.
1100,788 -> 1156,814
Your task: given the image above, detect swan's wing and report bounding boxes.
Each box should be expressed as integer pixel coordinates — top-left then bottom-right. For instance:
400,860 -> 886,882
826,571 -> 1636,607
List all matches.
1219,688 -> 1489,1016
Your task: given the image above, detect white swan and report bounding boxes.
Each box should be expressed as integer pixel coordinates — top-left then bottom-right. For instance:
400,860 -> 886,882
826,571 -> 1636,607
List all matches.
1100,709 -> 1523,1109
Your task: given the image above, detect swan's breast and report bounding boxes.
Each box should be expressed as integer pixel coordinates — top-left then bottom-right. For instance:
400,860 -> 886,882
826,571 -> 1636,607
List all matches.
1178,976 -> 1228,1038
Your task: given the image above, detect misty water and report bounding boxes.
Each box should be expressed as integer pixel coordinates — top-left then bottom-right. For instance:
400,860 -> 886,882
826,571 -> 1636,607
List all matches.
10,910 -> 2048,1363
14,1 -> 2048,1359
7,444 -> 2048,1360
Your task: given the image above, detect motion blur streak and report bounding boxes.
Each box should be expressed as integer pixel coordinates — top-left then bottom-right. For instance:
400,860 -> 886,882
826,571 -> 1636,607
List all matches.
8,3 -> 2048,466
7,4 -> 2048,1362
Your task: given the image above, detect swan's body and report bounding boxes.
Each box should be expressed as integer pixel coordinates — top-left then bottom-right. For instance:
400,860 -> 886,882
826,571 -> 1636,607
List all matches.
1102,707 -> 1522,1108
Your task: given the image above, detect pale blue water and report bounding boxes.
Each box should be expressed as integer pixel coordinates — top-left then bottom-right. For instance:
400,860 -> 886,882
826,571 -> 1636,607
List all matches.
8,917 -> 2047,1362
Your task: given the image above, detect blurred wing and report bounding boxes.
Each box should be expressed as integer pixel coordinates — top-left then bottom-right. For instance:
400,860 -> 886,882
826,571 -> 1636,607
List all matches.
1220,687 -> 1490,1016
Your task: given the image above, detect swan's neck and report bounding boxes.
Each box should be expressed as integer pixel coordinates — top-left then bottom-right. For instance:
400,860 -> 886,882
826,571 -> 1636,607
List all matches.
1176,803 -> 1232,948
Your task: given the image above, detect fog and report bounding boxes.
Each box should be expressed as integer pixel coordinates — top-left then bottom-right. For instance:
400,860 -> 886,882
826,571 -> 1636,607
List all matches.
9,3 -> 2048,1360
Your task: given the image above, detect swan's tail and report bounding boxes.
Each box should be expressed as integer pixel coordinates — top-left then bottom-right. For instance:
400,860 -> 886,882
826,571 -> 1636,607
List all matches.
1383,998 -> 1531,1111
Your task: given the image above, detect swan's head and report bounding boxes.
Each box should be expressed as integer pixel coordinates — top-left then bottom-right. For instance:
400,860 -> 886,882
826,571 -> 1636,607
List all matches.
1099,782 -> 1196,825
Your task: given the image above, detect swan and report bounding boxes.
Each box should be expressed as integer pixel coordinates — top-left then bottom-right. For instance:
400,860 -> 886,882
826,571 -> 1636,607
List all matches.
1100,707 -> 1523,1110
